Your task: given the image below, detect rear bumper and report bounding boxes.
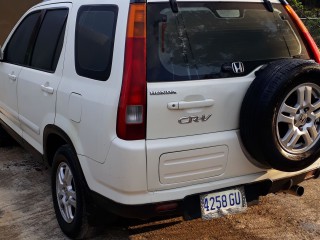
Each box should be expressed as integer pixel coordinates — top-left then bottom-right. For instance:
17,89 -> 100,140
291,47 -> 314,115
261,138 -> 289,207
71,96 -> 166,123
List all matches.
79,131 -> 320,205
90,167 -> 320,220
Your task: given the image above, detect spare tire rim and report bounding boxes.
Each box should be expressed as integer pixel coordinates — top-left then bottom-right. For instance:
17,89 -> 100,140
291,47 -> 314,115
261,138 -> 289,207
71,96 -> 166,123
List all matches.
56,162 -> 77,223
276,83 -> 320,155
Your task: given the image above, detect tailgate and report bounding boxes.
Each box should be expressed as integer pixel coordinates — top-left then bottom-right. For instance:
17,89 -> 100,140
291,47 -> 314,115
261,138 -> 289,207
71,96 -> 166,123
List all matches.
146,1 -> 307,140
146,77 -> 254,139
145,1 -> 309,189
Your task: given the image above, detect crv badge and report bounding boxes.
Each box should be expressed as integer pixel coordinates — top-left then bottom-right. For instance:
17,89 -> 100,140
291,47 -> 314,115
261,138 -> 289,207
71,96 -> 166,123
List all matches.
178,114 -> 212,124
232,62 -> 245,74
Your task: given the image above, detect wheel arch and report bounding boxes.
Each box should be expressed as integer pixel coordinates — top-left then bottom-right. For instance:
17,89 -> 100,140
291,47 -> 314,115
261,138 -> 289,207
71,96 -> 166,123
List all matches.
43,124 -> 78,166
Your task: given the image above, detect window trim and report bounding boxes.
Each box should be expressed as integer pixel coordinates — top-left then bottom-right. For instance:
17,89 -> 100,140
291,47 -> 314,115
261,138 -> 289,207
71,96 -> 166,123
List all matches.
4,10 -> 42,67
75,4 -> 119,81
29,8 -> 69,73
4,7 -> 69,74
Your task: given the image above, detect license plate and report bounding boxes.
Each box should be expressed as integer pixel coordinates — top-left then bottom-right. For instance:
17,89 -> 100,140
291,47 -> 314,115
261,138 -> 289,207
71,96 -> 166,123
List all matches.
200,187 -> 247,220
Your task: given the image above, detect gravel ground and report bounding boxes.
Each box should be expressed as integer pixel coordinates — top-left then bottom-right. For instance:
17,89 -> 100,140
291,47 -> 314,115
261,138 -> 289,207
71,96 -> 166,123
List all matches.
0,145 -> 320,240
1,1 -> 320,239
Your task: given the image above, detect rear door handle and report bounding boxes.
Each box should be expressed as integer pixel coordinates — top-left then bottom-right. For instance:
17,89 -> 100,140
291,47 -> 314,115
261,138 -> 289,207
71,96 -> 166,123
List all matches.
168,99 -> 214,110
41,84 -> 54,94
8,73 -> 17,81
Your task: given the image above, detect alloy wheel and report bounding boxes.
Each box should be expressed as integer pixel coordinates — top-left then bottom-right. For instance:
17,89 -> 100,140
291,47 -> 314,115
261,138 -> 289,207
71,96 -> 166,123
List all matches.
276,83 -> 320,155
56,162 -> 77,223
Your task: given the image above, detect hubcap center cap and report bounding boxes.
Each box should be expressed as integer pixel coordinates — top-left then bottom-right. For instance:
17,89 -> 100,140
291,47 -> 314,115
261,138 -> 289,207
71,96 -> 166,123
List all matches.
299,113 -> 308,125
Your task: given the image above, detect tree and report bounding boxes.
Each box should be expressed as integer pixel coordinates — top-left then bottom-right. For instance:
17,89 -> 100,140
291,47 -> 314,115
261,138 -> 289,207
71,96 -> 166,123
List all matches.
301,0 -> 320,8
287,0 -> 320,46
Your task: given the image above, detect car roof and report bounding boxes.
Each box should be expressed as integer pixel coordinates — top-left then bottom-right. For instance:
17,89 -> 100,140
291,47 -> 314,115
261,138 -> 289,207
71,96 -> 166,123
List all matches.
37,0 -> 284,5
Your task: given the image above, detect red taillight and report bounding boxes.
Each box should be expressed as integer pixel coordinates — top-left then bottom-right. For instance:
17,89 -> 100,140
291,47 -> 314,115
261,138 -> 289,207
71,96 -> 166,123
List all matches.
117,4 -> 147,140
284,4 -> 320,63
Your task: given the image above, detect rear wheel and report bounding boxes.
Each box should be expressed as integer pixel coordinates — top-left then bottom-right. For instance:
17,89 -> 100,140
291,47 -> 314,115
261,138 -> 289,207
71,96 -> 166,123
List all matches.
51,145 -> 91,239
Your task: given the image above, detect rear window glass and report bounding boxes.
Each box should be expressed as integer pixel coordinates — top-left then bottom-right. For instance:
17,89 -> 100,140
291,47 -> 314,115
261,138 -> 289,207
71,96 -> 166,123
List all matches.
147,2 -> 310,82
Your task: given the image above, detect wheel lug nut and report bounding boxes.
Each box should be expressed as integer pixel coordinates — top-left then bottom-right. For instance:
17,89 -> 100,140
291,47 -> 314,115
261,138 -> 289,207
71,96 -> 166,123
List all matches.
304,107 -> 309,112
299,126 -> 303,131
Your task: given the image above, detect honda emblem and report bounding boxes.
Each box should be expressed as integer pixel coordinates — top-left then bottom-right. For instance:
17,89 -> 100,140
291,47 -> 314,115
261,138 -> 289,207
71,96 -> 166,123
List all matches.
232,62 -> 245,74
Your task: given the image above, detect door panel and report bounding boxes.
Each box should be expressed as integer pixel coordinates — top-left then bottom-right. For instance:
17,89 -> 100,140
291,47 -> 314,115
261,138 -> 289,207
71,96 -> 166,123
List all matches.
145,1 -> 309,140
17,6 -> 69,152
17,68 -> 61,151
146,74 -> 255,139
56,2 -> 121,163
0,63 -> 22,134
0,11 -> 42,136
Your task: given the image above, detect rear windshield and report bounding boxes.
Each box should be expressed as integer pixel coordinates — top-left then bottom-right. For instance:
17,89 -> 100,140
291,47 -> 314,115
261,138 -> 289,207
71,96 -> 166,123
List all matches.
147,2 -> 310,82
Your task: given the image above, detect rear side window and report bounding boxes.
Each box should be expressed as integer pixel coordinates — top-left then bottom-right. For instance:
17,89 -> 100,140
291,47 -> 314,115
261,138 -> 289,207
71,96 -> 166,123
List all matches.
5,12 -> 41,65
31,9 -> 68,72
75,5 -> 118,81
147,2 -> 310,82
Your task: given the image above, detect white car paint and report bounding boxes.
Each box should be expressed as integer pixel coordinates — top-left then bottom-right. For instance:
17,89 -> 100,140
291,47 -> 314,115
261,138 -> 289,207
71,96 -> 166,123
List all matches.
0,63 -> 22,135
16,3 -> 71,154
0,0 -> 318,208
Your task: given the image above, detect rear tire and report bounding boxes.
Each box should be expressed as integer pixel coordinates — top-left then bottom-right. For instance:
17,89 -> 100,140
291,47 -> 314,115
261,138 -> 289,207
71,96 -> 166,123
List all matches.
51,145 -> 92,239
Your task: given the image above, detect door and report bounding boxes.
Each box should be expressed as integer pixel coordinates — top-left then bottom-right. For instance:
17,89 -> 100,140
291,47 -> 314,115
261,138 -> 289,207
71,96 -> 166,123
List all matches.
0,64 -> 22,133
146,1 -> 309,140
0,11 -> 42,135
145,1 -> 311,190
17,6 -> 69,152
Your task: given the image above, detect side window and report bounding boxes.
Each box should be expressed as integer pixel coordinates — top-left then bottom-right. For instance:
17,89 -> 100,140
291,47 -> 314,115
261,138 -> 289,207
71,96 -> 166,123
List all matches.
5,12 -> 41,65
75,5 -> 118,81
31,9 -> 68,72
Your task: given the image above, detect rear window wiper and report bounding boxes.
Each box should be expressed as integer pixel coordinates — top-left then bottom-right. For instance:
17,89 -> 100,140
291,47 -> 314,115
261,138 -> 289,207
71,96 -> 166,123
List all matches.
170,0 -> 179,13
263,0 -> 274,12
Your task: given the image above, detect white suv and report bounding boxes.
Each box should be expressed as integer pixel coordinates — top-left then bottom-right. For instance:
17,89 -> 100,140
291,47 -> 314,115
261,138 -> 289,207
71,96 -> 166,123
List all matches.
1,0 -> 320,238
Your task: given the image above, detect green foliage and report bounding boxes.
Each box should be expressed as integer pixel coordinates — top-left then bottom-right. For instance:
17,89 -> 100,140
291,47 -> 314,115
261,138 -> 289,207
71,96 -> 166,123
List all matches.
288,0 -> 304,16
287,0 -> 320,46
287,0 -> 320,17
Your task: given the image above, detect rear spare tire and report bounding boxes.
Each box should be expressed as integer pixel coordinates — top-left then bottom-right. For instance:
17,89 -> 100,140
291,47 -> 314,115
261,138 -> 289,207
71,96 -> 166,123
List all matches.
240,59 -> 320,172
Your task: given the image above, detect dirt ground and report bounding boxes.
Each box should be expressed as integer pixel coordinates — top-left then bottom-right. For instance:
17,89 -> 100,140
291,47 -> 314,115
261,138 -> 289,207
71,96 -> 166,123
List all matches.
0,145 -> 320,240
1,1 -> 320,239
